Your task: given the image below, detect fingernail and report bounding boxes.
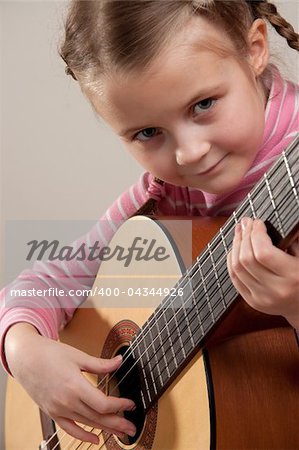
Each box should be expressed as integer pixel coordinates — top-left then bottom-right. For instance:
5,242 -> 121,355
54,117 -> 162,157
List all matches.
114,355 -> 122,362
241,217 -> 249,231
127,428 -> 136,437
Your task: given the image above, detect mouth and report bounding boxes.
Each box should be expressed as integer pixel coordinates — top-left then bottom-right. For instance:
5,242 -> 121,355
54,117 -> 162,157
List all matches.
195,155 -> 227,176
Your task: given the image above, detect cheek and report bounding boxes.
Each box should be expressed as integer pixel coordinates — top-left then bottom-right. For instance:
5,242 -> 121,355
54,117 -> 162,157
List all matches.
217,98 -> 264,151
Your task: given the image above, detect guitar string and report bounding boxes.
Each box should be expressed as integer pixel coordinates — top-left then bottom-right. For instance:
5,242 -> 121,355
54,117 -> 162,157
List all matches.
91,159 -> 299,377
98,157 -> 298,365
49,178 -> 298,448
45,154 -> 299,450
60,193 -> 299,450
68,190 -> 299,450
58,180 -> 299,450
72,180 -> 299,450
45,152 -> 298,450
66,160 -> 299,450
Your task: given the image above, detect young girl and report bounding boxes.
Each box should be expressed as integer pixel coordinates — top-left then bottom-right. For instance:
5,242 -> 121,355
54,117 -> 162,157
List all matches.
1,0 -> 299,446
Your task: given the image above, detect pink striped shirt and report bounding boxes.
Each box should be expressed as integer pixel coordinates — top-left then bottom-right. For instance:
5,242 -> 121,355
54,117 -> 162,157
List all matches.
1,66 -> 298,373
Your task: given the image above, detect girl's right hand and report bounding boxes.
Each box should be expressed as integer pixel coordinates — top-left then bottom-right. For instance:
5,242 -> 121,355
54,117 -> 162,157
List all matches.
4,323 -> 136,445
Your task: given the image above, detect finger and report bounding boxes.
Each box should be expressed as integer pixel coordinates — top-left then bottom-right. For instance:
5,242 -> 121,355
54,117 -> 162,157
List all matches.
57,416 -> 100,445
230,222 -> 242,271
78,374 -> 135,414
75,400 -> 136,436
80,353 -> 123,375
227,250 -> 251,300
70,411 -> 127,439
238,218 -> 268,283
251,220 -> 298,276
229,221 -> 257,288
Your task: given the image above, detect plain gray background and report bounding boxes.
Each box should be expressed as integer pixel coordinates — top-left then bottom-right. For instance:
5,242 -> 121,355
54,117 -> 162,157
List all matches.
0,1 -> 298,449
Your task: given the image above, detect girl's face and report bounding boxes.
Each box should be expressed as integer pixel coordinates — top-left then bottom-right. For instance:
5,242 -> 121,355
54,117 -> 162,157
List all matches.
90,16 -> 269,195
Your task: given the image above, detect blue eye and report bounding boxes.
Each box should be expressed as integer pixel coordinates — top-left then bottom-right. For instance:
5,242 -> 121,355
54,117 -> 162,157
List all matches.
134,127 -> 158,142
194,98 -> 215,114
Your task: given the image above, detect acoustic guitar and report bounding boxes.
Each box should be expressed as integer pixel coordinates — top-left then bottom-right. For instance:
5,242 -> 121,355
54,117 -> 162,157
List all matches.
5,136 -> 299,449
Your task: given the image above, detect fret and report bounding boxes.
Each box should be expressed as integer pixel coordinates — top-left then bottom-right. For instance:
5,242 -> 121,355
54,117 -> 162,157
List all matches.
270,173 -> 292,207
156,312 -> 178,386
221,221 -> 236,251
147,328 -> 160,396
197,293 -> 216,329
168,304 -> 187,360
140,390 -> 146,410
279,198 -> 299,238
133,337 -> 156,405
213,264 -> 233,304
188,307 -> 204,345
201,270 -> 226,320
180,315 -> 195,356
155,314 -> 171,383
166,315 -> 193,360
284,152 -> 299,204
264,173 -> 285,237
196,257 -> 223,318
149,316 -> 180,388
161,308 -> 179,374
184,275 -> 205,341
218,226 -> 237,304
208,234 -> 225,260
247,192 -> 257,219
250,185 -> 268,217
233,210 -> 239,223
143,326 -> 158,362
219,226 -> 229,254
157,313 -> 172,351
233,200 -> 250,221
143,369 -> 153,404
268,175 -> 299,232
264,173 -> 285,236
197,264 -> 215,326
154,351 -> 169,388
167,354 -> 178,377
159,292 -> 203,370
163,312 -> 188,369
132,344 -> 146,385
183,276 -> 212,344
283,151 -> 299,201
179,317 -> 205,361
208,241 -> 226,309
188,298 -> 211,344
268,160 -> 294,196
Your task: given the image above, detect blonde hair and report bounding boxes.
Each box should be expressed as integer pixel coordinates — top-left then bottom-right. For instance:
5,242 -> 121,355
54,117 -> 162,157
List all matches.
60,0 -> 299,216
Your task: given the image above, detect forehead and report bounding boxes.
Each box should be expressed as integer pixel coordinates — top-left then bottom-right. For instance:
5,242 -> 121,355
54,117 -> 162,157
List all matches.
88,16 -> 236,126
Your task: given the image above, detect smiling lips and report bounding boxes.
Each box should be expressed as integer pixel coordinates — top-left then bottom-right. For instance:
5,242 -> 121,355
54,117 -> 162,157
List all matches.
195,155 -> 227,176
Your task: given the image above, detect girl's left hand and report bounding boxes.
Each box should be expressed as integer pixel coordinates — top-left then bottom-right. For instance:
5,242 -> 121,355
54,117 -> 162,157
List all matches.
227,217 -> 299,330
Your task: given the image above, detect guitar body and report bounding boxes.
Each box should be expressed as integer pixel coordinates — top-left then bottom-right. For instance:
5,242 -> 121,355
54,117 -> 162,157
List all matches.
5,217 -> 299,450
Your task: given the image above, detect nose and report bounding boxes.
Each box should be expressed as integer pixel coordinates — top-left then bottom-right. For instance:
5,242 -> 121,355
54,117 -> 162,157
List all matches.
175,135 -> 211,166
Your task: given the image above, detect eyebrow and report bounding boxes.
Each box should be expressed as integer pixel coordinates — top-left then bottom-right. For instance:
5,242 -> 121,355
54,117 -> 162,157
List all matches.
119,84 -> 221,137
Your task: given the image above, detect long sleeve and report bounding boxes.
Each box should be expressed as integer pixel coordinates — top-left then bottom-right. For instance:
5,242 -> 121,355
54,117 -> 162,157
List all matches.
0,173 -> 154,373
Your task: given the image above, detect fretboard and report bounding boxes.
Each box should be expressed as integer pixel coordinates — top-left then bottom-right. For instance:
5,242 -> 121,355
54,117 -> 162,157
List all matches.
131,135 -> 299,412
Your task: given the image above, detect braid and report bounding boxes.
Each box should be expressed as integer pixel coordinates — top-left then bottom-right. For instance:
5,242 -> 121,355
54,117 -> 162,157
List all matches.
250,1 -> 299,51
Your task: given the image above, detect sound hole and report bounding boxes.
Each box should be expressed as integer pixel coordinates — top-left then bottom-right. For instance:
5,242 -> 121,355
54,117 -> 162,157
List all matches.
109,345 -> 146,445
